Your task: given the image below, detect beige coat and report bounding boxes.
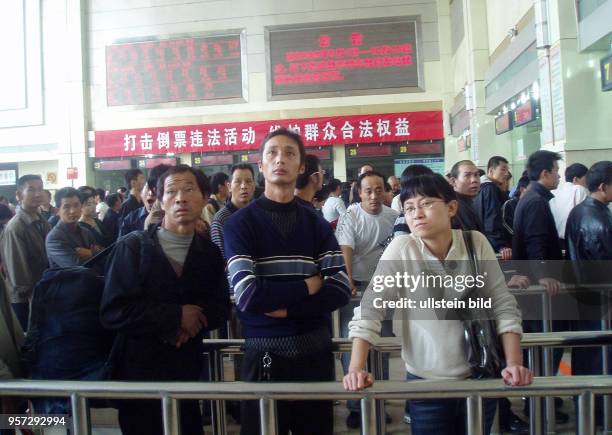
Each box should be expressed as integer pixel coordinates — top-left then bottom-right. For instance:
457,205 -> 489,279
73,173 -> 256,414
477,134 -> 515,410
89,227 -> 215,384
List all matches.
0,278 -> 24,379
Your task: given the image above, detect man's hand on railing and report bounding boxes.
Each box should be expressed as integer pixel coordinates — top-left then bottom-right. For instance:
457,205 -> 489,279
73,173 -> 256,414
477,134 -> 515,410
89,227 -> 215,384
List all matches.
538,277 -> 561,296
507,274 -> 530,289
343,369 -> 374,391
499,247 -> 512,261
501,365 -> 533,387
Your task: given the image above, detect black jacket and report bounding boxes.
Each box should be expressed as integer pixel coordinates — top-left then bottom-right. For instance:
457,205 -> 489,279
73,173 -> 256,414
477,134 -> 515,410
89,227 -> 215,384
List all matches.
512,181 -> 562,279
455,193 -> 484,232
100,227 -> 230,381
473,179 -> 511,251
565,197 -> 612,261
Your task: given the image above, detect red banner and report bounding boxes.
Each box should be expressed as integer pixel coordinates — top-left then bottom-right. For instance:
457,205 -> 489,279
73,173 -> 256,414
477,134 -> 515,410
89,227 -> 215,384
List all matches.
94,111 -> 443,158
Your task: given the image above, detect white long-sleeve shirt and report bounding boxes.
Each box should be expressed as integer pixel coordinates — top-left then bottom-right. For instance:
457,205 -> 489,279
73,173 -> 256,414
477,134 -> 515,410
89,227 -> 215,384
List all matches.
348,229 -> 523,380
549,182 -> 589,239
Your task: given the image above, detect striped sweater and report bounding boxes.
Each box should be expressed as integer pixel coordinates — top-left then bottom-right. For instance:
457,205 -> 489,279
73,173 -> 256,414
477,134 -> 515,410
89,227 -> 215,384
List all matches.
224,196 -> 351,338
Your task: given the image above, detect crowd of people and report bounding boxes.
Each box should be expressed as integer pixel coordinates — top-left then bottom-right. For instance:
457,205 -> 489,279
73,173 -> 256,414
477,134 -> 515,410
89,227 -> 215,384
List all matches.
0,127 -> 610,435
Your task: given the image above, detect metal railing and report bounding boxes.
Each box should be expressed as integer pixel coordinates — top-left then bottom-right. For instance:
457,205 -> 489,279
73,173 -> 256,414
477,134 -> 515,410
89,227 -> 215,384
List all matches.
203,331 -> 612,435
1,376 -> 611,435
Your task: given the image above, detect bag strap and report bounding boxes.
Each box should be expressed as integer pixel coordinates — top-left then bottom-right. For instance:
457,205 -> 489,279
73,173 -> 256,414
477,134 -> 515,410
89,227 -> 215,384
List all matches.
462,230 -> 481,299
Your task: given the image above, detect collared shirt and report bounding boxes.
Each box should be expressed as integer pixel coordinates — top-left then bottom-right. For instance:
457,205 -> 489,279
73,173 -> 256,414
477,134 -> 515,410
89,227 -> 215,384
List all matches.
0,208 -> 51,303
549,182 -> 589,239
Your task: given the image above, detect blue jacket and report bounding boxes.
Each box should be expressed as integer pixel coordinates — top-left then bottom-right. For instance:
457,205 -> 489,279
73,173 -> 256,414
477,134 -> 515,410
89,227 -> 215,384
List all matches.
224,197 -> 351,338
119,206 -> 148,238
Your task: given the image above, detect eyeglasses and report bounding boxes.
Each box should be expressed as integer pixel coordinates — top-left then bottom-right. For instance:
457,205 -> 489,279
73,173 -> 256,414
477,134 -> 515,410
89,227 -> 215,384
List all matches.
404,200 -> 446,216
312,169 -> 326,177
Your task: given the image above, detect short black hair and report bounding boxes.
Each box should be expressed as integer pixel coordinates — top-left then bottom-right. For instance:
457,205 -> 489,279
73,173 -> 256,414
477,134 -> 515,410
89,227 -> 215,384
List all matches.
449,160 -> 476,179
95,188 -> 106,201
260,127 -> 306,164
156,165 -> 210,200
17,174 -> 43,191
296,154 -> 321,189
230,163 -> 255,178
327,178 -> 342,193
400,164 -> 434,188
517,175 -> 530,190
487,156 -> 509,170
118,187 -> 128,194
357,170 -> 385,190
147,164 -> 172,192
400,173 -> 457,206
586,161 -> 612,193
77,186 -> 95,203
55,187 -> 81,207
565,163 -> 589,183
314,186 -> 330,202
210,172 -> 230,195
526,150 -> 562,181
124,169 -> 143,190
105,193 -> 121,208
477,169 -> 485,177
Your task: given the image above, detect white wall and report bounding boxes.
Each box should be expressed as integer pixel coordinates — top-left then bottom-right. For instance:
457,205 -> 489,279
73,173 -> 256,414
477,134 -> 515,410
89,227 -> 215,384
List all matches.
87,0 -> 443,130
18,161 -> 60,190
486,0 -> 532,54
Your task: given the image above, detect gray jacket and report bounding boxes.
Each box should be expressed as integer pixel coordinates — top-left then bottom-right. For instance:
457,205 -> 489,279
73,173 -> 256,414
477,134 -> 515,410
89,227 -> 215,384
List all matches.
46,221 -> 97,268
0,278 -> 24,379
0,208 -> 51,303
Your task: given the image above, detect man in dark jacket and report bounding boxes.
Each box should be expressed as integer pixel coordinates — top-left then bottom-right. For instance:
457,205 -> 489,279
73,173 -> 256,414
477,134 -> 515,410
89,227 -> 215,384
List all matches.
513,150 -> 568,424
100,165 -> 230,435
512,151 -> 563,287
474,156 -> 512,259
118,169 -> 145,221
449,160 -> 484,232
564,161 -> 612,424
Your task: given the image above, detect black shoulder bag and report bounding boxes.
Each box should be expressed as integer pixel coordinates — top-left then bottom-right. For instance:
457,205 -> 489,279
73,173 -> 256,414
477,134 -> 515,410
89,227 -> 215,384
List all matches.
458,230 -> 505,379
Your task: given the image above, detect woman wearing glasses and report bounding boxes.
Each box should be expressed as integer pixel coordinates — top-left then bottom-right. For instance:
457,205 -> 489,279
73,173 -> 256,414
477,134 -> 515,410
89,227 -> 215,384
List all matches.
343,173 -> 531,435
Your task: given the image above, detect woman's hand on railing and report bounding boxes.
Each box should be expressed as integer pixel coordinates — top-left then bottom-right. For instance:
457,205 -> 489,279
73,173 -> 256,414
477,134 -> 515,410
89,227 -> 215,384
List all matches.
343,369 -> 374,391
501,365 -> 533,387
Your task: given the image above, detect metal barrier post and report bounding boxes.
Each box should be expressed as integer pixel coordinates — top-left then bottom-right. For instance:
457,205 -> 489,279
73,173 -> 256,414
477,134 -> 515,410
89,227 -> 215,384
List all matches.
162,396 -> 180,435
466,395 -> 483,435
70,393 -> 90,435
577,391 -> 595,435
361,396 -> 377,435
209,347 -> 227,435
602,298 -> 611,433
528,348 -> 543,435
259,397 -> 278,435
369,348 -> 386,435
541,292 -> 556,433
332,309 -> 341,338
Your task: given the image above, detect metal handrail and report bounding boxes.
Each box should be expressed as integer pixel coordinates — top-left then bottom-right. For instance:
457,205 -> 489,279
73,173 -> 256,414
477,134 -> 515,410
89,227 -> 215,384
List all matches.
203,330 -> 612,435
0,376 -> 611,435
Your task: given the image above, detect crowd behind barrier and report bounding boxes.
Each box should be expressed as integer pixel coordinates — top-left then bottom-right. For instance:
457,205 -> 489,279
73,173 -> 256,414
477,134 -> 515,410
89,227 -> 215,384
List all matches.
0,146 -> 610,435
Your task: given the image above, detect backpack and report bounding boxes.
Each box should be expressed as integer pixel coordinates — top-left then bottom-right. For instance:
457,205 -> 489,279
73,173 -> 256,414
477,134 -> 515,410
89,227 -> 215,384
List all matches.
22,230 -> 153,413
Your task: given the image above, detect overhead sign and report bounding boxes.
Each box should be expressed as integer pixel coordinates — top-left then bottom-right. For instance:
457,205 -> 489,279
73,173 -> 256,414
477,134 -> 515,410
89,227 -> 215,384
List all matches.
67,167 -> 78,180
495,112 -> 513,135
347,145 -> 392,158
513,100 -> 536,127
94,111 -> 443,158
106,32 -> 244,106
0,170 -> 16,186
601,52 -> 612,92
94,160 -> 133,171
395,157 -> 445,176
267,18 -> 421,98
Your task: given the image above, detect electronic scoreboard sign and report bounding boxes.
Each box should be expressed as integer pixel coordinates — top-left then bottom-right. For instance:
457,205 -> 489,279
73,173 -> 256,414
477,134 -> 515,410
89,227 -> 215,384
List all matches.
105,33 -> 245,106
267,18 -> 422,98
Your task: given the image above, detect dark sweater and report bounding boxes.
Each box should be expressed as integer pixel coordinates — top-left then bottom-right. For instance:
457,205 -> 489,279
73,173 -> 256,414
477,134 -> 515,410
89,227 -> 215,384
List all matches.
224,196 -> 351,338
